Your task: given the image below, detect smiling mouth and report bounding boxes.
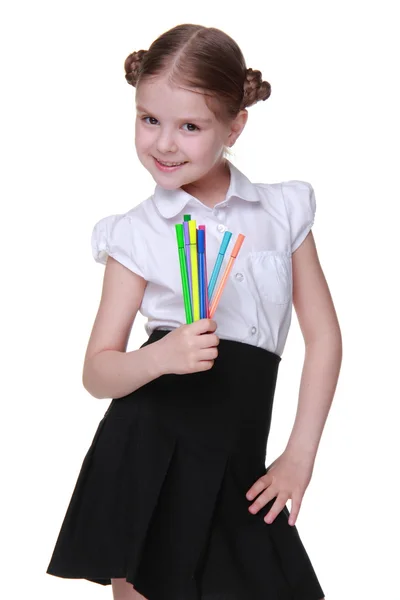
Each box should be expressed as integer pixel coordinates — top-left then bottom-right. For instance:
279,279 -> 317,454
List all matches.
154,158 -> 188,167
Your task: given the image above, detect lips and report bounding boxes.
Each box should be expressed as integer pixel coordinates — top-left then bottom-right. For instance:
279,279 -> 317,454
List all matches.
153,157 -> 188,173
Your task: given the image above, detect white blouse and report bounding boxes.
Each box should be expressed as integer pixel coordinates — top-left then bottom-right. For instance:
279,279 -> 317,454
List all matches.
91,160 -> 316,357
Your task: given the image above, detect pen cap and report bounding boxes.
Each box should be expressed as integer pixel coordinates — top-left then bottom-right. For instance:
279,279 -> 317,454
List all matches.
175,223 -> 184,248
197,228 -> 205,253
183,214 -> 191,221
199,225 -> 206,247
220,231 -> 233,254
188,220 -> 197,243
231,234 -> 245,257
183,221 -> 190,244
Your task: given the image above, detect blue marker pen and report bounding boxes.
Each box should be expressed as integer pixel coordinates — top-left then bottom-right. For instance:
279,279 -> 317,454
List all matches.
208,230 -> 232,301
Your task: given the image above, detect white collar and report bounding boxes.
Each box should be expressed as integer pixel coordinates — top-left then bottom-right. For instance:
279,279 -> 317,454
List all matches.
152,160 -> 260,219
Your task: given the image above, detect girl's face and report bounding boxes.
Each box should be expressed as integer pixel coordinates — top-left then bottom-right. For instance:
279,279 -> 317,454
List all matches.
135,75 -> 245,190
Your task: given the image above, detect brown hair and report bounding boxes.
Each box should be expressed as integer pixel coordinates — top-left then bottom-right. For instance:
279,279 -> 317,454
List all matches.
124,24 -> 271,124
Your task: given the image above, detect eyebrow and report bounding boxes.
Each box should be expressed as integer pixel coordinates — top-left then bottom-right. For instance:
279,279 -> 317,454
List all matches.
136,105 -> 212,124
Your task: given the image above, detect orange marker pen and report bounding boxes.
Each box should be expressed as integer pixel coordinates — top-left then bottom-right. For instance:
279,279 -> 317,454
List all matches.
209,234 -> 245,319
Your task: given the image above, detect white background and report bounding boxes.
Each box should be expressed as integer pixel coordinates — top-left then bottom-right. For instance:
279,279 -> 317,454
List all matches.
2,1 -> 399,598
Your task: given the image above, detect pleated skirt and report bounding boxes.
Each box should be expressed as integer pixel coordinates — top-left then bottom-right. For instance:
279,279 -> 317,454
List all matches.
46,330 -> 325,600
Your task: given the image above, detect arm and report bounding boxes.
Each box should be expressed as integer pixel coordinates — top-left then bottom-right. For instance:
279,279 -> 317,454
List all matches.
284,230 -> 342,463
245,230 -> 342,524
82,256 -> 163,399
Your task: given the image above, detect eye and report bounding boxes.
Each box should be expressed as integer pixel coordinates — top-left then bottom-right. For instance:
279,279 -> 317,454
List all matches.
141,116 -> 159,125
182,123 -> 200,132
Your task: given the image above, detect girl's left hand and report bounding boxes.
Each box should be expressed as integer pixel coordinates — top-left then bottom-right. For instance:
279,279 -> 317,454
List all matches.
245,451 -> 314,526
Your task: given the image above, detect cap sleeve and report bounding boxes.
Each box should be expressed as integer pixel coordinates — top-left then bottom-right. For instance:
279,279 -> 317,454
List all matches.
91,213 -> 146,279
282,181 -> 316,253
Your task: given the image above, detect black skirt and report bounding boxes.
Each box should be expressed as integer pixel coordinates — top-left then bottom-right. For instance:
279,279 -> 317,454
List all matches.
46,330 -> 325,600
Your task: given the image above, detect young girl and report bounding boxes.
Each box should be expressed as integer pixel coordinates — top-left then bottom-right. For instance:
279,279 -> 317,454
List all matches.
46,23 -> 342,600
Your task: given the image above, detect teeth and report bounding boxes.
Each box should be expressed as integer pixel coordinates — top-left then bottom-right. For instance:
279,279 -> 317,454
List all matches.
158,160 -> 186,166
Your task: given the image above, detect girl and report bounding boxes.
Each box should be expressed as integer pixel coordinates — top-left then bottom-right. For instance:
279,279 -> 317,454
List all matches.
46,23 -> 342,600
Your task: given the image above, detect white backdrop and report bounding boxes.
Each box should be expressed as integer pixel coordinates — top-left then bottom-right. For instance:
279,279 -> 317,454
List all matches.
2,1 -> 399,598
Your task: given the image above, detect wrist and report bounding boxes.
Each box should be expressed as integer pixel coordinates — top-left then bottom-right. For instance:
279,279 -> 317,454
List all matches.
284,440 -> 318,465
146,338 -> 170,377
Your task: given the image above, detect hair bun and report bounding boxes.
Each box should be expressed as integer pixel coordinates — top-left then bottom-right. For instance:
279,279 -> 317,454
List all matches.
124,49 -> 147,87
241,67 -> 271,109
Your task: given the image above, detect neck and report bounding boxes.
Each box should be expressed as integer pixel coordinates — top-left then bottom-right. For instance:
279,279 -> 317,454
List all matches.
180,159 -> 230,209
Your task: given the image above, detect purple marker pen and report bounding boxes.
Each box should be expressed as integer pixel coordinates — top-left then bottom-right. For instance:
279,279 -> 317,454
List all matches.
183,221 -> 192,305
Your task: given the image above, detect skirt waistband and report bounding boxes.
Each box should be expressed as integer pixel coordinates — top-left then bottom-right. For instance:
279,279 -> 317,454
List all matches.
144,329 -> 281,366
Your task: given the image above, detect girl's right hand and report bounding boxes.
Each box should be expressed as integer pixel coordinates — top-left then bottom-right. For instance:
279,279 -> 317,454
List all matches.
154,319 -> 220,375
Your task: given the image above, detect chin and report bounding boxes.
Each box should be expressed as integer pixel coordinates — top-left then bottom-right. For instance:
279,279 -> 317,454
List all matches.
149,167 -> 195,191
156,178 -> 182,190
146,170 -> 178,189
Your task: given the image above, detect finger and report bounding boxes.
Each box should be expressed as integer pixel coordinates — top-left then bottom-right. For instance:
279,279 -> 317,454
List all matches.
200,347 -> 219,361
246,474 -> 271,501
187,319 -> 211,335
199,333 -> 220,349
190,318 -> 216,334
288,495 -> 302,526
248,487 -> 277,514
211,333 -> 220,346
264,493 -> 289,524
199,318 -> 217,333
198,360 -> 214,371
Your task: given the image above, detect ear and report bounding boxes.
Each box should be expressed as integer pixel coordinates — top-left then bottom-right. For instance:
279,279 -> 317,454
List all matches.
226,109 -> 248,147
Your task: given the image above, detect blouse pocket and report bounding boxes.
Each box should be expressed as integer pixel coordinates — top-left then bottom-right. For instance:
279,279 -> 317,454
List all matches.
248,250 -> 292,305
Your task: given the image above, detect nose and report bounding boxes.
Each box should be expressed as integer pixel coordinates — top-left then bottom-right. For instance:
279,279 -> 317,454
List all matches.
156,127 -> 178,154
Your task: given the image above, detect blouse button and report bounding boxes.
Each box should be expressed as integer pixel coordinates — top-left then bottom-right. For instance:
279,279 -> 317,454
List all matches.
250,326 -> 257,335
217,223 -> 226,233
235,272 -> 244,282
